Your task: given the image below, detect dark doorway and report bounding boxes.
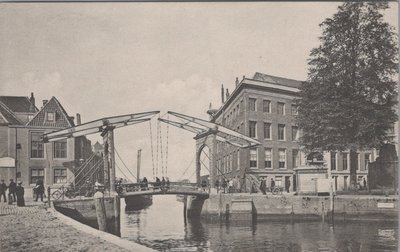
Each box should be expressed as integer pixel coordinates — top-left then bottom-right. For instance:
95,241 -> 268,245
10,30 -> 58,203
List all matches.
292,175 -> 297,192
285,176 -> 290,192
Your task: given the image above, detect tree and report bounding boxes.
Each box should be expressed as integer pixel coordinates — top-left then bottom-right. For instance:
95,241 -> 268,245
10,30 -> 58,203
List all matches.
296,2 -> 398,187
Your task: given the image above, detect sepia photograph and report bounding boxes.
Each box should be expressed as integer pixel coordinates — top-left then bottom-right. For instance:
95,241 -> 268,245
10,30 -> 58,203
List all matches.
0,1 -> 398,251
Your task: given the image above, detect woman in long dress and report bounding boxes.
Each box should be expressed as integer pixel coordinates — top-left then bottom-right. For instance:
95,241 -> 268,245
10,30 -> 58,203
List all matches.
15,181 -> 25,207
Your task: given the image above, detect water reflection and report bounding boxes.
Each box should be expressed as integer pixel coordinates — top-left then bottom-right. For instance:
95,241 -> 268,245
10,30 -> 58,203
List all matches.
120,196 -> 398,251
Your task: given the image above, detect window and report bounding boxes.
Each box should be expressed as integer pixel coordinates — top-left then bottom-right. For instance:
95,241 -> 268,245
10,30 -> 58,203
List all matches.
263,100 -> 271,113
277,102 -> 285,115
364,153 -> 371,170
236,104 -> 240,116
291,105 -> 298,115
331,152 -> 337,170
264,123 -> 271,139
264,148 -> 272,168
31,168 -> 44,184
278,124 -> 285,140
46,112 -> 55,121
250,149 -> 257,168
249,121 -> 257,138
31,132 -> 44,158
388,124 -> 395,134
54,167 -> 67,184
278,149 -> 286,168
292,149 -> 299,168
292,126 -> 299,141
227,155 -> 230,172
54,141 -> 67,159
249,98 -> 256,111
343,153 -> 348,170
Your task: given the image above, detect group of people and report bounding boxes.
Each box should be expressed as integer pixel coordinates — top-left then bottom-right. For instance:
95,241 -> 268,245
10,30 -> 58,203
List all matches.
259,178 -> 290,194
214,176 -> 241,193
153,177 -> 170,190
0,179 -> 25,206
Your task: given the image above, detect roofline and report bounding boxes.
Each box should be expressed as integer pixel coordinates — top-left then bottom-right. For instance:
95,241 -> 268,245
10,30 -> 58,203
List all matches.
212,77 -> 301,120
0,100 -> 23,125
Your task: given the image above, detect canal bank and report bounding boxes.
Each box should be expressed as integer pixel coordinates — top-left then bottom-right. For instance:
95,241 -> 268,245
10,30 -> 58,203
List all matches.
199,193 -> 398,221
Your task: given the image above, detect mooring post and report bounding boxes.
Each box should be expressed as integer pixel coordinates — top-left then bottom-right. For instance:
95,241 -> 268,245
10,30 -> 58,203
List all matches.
113,193 -> 121,236
94,191 -> 107,232
47,186 -> 51,208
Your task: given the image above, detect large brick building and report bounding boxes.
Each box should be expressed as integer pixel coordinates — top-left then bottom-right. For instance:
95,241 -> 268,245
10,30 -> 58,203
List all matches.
209,72 -> 378,193
0,93 -> 94,197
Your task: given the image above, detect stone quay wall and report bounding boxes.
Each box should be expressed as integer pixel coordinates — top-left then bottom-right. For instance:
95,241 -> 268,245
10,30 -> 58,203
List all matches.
199,193 -> 398,222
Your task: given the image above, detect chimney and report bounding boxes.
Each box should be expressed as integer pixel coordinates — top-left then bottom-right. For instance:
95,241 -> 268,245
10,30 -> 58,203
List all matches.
226,89 -> 230,100
29,92 -> 35,107
235,77 -> 239,87
42,100 -> 48,107
221,84 -> 225,104
76,113 -> 81,125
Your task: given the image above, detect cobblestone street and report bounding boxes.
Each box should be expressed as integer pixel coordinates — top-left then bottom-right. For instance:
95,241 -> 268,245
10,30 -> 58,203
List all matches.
0,201 -> 132,252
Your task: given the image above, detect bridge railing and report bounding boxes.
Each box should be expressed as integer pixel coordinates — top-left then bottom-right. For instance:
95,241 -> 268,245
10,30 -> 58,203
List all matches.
119,181 -> 203,194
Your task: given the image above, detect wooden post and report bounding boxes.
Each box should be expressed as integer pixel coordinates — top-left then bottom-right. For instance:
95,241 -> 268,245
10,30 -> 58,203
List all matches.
137,149 -> 141,183
94,191 -> 107,232
114,194 -> 121,236
109,129 -> 116,193
47,187 -> 51,208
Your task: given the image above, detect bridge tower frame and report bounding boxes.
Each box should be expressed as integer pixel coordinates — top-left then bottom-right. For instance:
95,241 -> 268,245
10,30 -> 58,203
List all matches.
194,129 -> 218,188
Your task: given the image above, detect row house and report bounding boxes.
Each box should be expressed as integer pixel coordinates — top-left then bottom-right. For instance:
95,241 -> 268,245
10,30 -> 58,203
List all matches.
0,93 -> 93,198
209,72 -> 378,193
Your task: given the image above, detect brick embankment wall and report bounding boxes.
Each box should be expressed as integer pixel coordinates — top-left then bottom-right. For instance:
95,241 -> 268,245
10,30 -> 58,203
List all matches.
200,193 -> 398,221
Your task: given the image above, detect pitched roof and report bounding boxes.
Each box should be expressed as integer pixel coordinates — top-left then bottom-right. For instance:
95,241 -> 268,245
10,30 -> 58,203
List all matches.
0,96 -> 37,113
27,96 -> 75,128
252,72 -> 303,88
0,101 -> 22,125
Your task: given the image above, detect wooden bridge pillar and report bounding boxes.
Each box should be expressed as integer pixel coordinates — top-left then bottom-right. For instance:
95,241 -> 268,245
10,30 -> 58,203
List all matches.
102,127 -> 116,192
195,130 -> 217,190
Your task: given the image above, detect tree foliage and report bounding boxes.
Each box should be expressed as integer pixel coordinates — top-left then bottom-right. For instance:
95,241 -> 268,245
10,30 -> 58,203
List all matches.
296,2 -> 398,153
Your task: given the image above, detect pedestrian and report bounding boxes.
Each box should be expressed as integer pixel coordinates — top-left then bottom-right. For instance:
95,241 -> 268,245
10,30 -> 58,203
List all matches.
201,179 -> 207,191
285,179 -> 291,193
155,177 -> 161,190
0,179 -> 7,203
363,178 -> 367,190
15,181 -> 25,207
270,178 -> 275,193
228,179 -> 234,193
215,179 -> 220,193
8,179 -> 16,204
143,177 -> 148,190
260,178 -> 266,195
35,178 -> 44,202
166,177 -> 170,190
222,178 -> 227,193
236,176 -> 241,193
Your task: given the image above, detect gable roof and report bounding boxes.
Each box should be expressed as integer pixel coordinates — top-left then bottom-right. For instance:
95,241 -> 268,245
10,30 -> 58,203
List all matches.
27,96 -> 75,128
252,72 -> 303,89
0,101 -> 22,125
0,96 -> 37,113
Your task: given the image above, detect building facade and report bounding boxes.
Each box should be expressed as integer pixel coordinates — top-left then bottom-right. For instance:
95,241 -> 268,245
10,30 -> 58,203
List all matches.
0,93 -> 93,197
209,72 -> 376,193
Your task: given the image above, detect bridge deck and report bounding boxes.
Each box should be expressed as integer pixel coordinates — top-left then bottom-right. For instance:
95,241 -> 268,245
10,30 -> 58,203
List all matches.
119,182 -> 209,198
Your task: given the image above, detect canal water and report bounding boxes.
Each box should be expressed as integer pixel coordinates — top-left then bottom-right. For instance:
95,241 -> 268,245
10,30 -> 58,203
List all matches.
120,195 -> 398,251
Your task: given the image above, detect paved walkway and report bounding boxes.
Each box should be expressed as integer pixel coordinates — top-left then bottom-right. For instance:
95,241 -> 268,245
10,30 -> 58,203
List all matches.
0,201 -> 46,216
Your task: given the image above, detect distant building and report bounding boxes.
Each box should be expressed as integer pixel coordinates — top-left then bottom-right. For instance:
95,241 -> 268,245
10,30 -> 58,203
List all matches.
209,72 -> 378,193
0,93 -> 94,197
92,141 -> 104,156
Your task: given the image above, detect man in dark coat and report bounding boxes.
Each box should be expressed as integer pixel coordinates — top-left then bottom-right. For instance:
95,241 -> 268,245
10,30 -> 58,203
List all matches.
0,179 -> 7,202
35,179 -> 44,202
8,179 -> 16,204
270,178 -> 275,192
15,181 -> 25,207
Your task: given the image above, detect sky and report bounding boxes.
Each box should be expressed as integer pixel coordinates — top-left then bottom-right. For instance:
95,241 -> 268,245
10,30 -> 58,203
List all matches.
0,2 -> 398,182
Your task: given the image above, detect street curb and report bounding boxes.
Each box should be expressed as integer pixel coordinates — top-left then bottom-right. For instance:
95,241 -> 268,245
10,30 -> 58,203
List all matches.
47,207 -> 155,252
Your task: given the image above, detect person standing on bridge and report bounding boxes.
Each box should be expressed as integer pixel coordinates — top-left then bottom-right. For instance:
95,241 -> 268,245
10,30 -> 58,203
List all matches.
143,177 -> 148,190
161,177 -> 166,190
201,179 -> 207,192
155,177 -> 161,190
222,178 -> 227,194
215,179 -> 220,193
0,179 -> 7,203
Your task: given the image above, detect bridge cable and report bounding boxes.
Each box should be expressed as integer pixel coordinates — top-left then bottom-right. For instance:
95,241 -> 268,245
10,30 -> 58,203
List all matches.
178,154 -> 195,180
114,147 -> 137,180
149,120 -> 156,180
115,162 -> 132,182
159,117 -> 164,178
165,113 -> 169,177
